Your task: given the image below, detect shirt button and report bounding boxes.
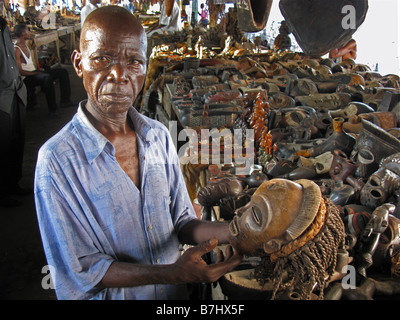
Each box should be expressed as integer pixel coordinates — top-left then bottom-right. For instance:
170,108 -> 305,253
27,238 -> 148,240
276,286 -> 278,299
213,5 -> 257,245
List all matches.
156,259 -> 160,264
148,224 -> 153,230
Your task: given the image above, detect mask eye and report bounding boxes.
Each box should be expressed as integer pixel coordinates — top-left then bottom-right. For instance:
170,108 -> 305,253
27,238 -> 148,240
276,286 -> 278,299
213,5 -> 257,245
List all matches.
251,207 -> 261,226
357,149 -> 375,164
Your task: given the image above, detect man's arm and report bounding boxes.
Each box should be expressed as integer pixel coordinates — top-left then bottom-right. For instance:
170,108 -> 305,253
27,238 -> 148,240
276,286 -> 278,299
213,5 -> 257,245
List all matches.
178,218 -> 231,245
97,238 -> 242,288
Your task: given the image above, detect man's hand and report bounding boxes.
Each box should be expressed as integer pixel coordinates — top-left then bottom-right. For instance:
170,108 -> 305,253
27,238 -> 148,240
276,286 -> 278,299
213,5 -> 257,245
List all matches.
172,238 -> 242,284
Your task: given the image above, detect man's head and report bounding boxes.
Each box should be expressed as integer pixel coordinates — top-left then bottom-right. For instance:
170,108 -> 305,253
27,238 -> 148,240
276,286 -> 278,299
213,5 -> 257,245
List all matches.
72,6 -> 147,117
13,24 -> 30,41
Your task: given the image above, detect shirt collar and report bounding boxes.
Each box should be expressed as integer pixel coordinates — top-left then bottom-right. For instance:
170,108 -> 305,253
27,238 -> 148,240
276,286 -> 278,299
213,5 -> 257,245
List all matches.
73,100 -> 156,164
88,2 -> 98,9
128,106 -> 156,144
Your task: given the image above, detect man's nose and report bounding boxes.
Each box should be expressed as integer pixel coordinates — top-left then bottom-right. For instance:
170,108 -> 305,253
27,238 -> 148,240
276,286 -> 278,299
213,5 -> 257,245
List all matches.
107,62 -> 128,83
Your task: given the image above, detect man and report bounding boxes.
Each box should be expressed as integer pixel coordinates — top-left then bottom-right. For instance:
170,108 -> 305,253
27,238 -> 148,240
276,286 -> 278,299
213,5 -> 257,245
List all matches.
34,6 -> 242,300
146,0 -> 182,37
80,0 -> 101,27
0,16 -> 29,207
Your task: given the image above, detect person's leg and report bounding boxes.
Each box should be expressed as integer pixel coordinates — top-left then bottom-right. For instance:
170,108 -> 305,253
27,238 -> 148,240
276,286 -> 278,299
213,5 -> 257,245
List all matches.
0,95 -> 28,207
23,78 -> 37,110
38,72 -> 58,114
23,76 -> 38,110
24,73 -> 58,114
46,68 -> 71,104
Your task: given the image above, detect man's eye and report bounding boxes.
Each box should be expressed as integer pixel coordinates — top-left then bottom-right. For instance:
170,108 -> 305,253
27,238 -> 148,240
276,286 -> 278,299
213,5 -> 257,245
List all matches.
94,56 -> 108,62
129,59 -> 143,66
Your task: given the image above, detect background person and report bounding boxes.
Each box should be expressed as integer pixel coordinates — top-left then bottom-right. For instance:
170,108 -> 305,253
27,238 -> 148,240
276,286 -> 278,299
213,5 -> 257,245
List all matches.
199,3 -> 208,27
0,16 -> 30,207
13,24 -> 73,117
80,0 -> 102,27
146,0 -> 182,36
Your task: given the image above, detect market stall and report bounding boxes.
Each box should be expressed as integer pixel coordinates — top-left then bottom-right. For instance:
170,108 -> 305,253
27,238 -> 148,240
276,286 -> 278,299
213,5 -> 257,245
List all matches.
2,0 -> 399,301
1,0 -> 81,66
143,0 -> 400,300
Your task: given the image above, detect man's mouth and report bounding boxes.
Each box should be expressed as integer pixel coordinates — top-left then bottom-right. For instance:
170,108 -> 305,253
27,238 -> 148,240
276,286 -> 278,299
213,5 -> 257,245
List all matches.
102,93 -> 131,102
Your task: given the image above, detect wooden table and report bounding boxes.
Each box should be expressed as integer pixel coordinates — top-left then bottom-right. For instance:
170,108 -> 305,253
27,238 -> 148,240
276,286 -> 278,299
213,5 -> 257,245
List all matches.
31,23 -> 81,64
34,30 -> 60,60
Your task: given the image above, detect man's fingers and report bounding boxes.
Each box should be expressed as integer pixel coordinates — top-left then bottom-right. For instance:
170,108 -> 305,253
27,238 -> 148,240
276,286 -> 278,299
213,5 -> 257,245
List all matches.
182,241 -> 243,283
207,251 -> 243,282
190,238 -> 219,261
225,245 -> 234,260
215,245 -> 234,263
215,248 -> 224,263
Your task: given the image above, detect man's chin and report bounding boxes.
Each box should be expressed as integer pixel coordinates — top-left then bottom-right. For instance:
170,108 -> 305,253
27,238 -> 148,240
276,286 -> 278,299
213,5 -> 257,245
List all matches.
98,99 -> 133,114
101,94 -> 132,105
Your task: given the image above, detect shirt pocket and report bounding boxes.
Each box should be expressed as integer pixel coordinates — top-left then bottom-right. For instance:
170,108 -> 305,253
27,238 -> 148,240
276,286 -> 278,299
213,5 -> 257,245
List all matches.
145,164 -> 170,199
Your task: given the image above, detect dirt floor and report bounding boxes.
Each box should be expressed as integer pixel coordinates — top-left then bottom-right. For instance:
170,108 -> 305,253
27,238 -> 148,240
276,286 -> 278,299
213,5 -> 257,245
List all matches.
0,63 -> 87,300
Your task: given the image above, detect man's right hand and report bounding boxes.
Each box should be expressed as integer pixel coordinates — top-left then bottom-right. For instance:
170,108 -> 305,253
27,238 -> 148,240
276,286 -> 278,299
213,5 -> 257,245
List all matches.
171,238 -> 243,284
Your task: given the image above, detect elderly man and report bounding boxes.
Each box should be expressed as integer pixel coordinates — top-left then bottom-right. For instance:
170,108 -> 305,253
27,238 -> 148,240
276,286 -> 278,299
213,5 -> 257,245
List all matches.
34,6 -> 241,300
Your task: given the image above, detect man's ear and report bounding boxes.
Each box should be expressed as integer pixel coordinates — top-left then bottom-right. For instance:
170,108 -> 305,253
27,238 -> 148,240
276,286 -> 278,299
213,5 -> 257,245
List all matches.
71,49 -> 83,78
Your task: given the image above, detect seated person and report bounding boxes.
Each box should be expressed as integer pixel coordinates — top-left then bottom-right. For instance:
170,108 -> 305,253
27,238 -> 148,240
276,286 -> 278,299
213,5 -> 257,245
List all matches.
146,0 -> 182,36
13,24 -> 73,116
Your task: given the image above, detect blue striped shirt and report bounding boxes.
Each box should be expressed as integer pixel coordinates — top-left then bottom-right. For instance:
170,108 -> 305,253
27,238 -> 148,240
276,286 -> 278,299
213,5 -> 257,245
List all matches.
34,101 -> 197,299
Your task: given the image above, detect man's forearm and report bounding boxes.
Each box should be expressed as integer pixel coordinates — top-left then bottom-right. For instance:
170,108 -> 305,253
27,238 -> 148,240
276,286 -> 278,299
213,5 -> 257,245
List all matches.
96,261 -> 179,288
178,219 -> 231,246
97,237 -> 242,290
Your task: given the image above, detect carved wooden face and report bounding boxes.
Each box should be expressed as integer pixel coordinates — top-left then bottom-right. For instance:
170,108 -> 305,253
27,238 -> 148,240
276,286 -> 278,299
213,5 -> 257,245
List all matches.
229,179 -> 304,256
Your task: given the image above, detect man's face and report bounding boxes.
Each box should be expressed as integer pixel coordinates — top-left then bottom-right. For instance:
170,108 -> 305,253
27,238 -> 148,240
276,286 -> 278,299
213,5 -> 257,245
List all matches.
73,20 -> 147,117
21,27 -> 32,41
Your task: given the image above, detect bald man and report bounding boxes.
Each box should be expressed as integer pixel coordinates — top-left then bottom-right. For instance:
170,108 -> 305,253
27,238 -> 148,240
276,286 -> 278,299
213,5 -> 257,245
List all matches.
34,6 -> 241,300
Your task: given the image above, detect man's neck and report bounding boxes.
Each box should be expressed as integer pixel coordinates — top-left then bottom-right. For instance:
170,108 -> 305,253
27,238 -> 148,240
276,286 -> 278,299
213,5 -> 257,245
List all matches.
16,39 -> 27,46
83,100 -> 133,140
